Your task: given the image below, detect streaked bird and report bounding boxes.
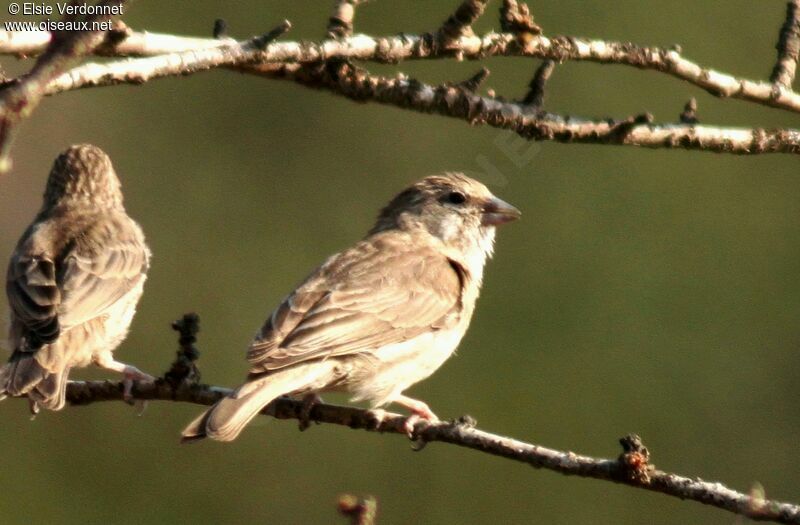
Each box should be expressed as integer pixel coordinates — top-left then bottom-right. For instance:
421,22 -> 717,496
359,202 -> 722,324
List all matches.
1,144 -> 152,412
182,172 -> 520,442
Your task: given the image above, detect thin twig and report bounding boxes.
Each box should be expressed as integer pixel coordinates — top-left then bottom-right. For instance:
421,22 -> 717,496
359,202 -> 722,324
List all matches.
500,0 -> 542,35
328,1 -> 367,40
0,31 -> 789,155
438,0 -> 490,41
5,28 -> 799,116
260,61 -> 800,155
457,66 -> 490,92
50,379 -> 800,524
679,97 -> 699,124
771,0 -> 800,88
522,59 -> 555,107
0,1 -> 125,172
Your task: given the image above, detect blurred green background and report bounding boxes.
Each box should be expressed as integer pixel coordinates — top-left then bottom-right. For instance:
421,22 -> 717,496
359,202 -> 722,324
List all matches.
1,1 -> 799,523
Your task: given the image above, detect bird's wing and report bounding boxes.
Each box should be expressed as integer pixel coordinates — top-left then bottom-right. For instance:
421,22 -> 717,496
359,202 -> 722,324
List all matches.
6,250 -> 61,349
247,234 -> 464,372
6,216 -> 149,349
56,220 -> 149,330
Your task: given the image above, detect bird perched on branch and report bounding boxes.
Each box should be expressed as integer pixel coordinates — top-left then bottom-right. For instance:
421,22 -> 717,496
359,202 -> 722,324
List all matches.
0,144 -> 152,413
182,172 -> 520,442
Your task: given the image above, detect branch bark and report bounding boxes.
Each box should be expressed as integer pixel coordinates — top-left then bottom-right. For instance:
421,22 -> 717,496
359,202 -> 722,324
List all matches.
6,29 -> 800,115
54,378 -> 800,524
771,0 -> 800,88
0,1 -> 125,172
0,1 -> 798,164
2,31 -> 795,155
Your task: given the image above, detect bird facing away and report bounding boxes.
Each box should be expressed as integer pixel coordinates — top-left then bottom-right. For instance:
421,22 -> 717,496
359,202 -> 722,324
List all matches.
0,144 -> 152,412
181,172 -> 520,443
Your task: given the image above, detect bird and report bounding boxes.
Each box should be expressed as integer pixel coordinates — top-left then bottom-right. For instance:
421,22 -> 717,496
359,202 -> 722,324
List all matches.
0,144 -> 153,413
181,172 -> 520,443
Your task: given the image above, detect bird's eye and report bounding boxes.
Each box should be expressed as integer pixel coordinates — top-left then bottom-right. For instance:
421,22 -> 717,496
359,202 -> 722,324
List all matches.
446,191 -> 467,205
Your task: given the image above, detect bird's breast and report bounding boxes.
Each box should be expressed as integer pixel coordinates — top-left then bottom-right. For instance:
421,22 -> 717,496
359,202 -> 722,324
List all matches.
345,324 -> 467,406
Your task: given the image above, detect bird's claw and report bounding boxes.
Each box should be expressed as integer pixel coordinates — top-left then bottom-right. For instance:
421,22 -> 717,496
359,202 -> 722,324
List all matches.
365,408 -> 388,430
298,393 -> 322,431
403,414 -> 422,439
122,366 -> 154,403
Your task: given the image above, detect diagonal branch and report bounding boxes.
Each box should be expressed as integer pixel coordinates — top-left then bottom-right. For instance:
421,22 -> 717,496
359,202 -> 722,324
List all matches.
771,0 -> 800,88
521,59 -> 555,107
328,0 -> 368,40
0,1 -> 125,173
56,378 -> 800,524
259,61 -> 800,155
5,27 -> 800,114
5,33 -> 794,156
438,0 -> 490,42
34,312 -> 798,525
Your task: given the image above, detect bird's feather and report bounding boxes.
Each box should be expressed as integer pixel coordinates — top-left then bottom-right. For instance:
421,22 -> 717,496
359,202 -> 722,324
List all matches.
247,231 -> 463,372
181,360 -> 343,442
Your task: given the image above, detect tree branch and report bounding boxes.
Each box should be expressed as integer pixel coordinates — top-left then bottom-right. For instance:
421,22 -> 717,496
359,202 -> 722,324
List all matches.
4,18 -> 800,114
0,1 -> 125,172
7,314 -> 773,524
0,33 -> 789,155
54,377 -> 800,524
771,0 -> 800,88
328,1 -> 368,40
260,61 -> 800,155
0,1 -> 797,163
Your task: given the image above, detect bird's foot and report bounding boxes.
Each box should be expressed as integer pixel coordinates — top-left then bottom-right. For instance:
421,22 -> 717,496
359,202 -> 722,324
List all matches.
392,395 -> 440,439
298,393 -> 323,431
365,408 -> 389,430
122,365 -> 155,404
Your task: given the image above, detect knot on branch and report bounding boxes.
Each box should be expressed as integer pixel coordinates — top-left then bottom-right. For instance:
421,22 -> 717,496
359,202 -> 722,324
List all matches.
454,414 -> 477,428
96,20 -> 131,54
328,1 -> 368,40
213,19 -> 228,39
439,0 -> 490,43
679,97 -> 699,124
522,59 -> 555,107
162,313 -> 201,388
618,433 -> 652,483
456,67 -> 490,92
611,112 -> 654,138
500,0 -> 542,38
252,20 -> 292,50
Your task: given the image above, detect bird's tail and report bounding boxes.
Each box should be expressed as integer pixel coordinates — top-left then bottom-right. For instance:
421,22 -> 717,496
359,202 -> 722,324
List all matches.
181,360 -> 340,443
0,351 -> 69,411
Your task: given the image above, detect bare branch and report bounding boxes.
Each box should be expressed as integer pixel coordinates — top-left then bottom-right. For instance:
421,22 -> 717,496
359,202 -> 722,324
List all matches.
46,378 -> 799,524
522,59 -> 555,107
259,61 -> 800,155
457,66 -> 490,92
212,19 -> 228,40
772,0 -> 800,87
679,97 -> 699,124
438,0 -> 490,42
328,0 -> 367,40
7,28 -> 800,116
0,28 -> 232,57
0,1 -> 125,172
500,0 -> 542,36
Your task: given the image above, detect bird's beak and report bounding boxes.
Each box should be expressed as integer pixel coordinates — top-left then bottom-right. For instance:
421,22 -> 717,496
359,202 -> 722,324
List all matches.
481,196 -> 521,226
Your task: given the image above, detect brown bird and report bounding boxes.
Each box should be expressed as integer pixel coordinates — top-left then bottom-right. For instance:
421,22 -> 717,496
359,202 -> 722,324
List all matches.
0,144 -> 152,412
181,172 -> 520,442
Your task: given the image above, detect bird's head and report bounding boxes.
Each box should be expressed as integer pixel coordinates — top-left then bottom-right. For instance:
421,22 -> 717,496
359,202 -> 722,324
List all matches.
43,144 -> 124,210
371,172 -> 520,263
